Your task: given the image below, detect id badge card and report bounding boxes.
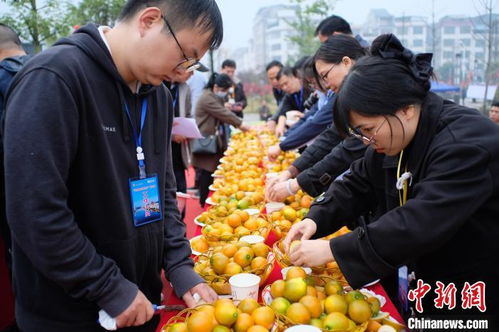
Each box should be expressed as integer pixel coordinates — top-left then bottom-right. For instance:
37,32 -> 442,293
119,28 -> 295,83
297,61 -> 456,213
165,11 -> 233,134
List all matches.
129,175 -> 163,227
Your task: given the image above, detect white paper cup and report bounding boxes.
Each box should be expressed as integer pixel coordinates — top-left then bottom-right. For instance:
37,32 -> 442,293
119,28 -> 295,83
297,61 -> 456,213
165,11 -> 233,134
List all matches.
281,266 -> 312,280
265,202 -> 285,214
244,208 -> 260,216
229,273 -> 261,303
285,325 -> 322,332
239,235 -> 265,244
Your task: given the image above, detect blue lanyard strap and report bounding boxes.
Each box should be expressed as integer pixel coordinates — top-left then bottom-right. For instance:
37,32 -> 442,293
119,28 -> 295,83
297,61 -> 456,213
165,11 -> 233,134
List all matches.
124,98 -> 148,179
293,88 -> 304,110
172,85 -> 179,110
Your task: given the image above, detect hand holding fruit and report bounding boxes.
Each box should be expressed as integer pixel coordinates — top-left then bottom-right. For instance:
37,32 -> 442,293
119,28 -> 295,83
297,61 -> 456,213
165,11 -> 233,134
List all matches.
268,179 -> 299,202
239,123 -> 251,132
182,283 -> 218,308
283,218 -> 317,253
288,239 -> 335,267
267,144 -> 281,162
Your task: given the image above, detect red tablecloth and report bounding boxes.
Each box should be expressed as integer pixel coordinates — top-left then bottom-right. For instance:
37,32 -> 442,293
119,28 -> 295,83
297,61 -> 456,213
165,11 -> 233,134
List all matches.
156,223 -> 405,331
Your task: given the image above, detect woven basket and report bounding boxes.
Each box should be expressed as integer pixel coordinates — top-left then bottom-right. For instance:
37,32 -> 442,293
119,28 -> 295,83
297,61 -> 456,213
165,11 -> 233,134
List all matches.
272,239 -> 349,286
274,312 -> 368,332
195,249 -> 276,295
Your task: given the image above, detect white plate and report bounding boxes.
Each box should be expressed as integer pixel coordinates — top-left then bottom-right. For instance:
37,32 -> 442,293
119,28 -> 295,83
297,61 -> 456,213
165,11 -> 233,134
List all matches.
189,235 -> 204,256
194,215 -> 206,227
211,173 -> 224,178
208,184 -> 218,191
244,208 -> 260,216
362,279 -> 380,288
205,197 -> 216,205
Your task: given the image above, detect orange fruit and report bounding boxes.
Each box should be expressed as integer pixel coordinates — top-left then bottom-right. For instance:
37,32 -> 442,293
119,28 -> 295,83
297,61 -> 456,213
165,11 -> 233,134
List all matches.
187,311 -> 214,332
237,210 -> 250,222
227,214 -> 242,228
282,207 -> 297,222
167,322 -> 188,332
348,299 -> 372,324
270,280 -> 285,298
285,266 -> 307,280
215,302 -> 239,326
238,298 -> 260,315
222,243 -> 238,258
234,247 -> 254,267
270,297 -> 291,315
210,253 -> 229,275
324,280 -> 344,296
233,312 -> 254,332
212,326 -> 231,332
235,191 -> 246,200
300,195 -> 312,208
345,290 -> 365,304
283,278 -> 308,302
251,306 -> 275,330
224,262 -> 243,276
306,286 -> 317,297
250,256 -> 268,270
288,241 -> 301,255
251,243 -> 269,258
286,302 -> 311,324
324,294 -> 348,315
317,290 -> 326,300
299,295 -> 322,318
191,237 -> 209,253
323,312 -> 350,331
243,218 -> 259,231
247,326 -> 269,332
366,320 -> 382,332
196,305 -> 218,326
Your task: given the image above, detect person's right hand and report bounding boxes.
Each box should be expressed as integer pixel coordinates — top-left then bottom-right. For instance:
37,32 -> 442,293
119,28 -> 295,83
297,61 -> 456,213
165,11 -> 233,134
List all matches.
267,120 -> 276,132
283,218 -> 317,254
267,144 -> 281,162
275,123 -> 286,138
239,123 -> 250,132
115,290 -> 154,328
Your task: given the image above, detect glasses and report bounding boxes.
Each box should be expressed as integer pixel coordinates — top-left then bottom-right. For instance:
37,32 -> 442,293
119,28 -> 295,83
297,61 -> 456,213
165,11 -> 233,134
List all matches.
162,15 -> 201,72
320,63 -> 337,82
349,118 -> 387,144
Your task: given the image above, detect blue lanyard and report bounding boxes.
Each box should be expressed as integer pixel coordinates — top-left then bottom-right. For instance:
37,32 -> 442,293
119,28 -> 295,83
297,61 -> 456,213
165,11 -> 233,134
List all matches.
124,99 -> 148,179
293,88 -> 304,110
172,85 -> 179,110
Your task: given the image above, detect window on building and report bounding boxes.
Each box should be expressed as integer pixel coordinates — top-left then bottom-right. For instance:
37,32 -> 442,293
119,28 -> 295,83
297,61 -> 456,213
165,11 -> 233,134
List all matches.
267,18 -> 278,29
274,55 -> 282,62
461,39 -> 471,47
271,44 -> 281,51
396,27 -> 405,35
443,39 -> 454,47
475,52 -> 484,59
444,51 -> 454,59
460,26 -> 471,34
413,26 -> 423,34
444,26 -> 455,34
475,39 -> 485,47
413,39 -> 423,47
268,31 -> 280,39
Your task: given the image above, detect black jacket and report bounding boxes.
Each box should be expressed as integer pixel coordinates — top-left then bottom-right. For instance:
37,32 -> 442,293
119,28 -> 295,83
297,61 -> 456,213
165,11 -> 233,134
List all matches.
270,87 -> 311,122
3,24 -> 203,332
308,93 -> 499,320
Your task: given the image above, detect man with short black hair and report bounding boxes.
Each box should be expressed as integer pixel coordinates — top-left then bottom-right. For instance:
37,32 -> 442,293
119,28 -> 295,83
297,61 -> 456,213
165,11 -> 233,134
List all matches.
221,58 -> 247,118
3,1 -> 222,331
314,15 -> 369,47
266,60 -> 284,106
490,101 -> 499,124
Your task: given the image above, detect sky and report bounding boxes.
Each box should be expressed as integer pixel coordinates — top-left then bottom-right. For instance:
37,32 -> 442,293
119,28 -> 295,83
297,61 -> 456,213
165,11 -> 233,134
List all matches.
216,0 -> 497,51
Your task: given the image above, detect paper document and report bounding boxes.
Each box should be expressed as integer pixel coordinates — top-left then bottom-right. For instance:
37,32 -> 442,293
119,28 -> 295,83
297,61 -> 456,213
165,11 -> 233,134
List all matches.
172,117 -> 203,139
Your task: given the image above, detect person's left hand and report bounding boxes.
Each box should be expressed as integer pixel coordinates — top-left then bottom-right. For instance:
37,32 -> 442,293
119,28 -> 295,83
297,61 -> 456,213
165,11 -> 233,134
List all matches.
182,283 -> 218,308
231,105 -> 243,112
267,180 -> 291,202
267,144 -> 281,161
288,239 -> 334,267
172,135 -> 187,144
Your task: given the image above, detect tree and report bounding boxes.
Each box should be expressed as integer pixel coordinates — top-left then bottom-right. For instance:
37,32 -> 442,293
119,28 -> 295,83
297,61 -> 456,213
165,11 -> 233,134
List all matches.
286,0 -> 332,60
67,0 -> 126,28
0,0 -> 72,53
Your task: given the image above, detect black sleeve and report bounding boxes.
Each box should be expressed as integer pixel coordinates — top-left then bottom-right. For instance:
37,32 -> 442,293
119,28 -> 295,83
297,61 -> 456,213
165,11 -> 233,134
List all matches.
296,137 -> 367,196
292,126 -> 343,172
270,94 -> 293,122
235,83 -> 247,109
4,69 -> 138,317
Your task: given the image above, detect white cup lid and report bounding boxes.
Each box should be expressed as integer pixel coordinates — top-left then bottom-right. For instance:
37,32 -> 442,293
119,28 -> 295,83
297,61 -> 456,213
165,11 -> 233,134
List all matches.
229,273 -> 261,287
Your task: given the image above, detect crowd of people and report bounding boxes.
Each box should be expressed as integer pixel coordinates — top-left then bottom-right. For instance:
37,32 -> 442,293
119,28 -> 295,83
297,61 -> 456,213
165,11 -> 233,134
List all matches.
0,0 -> 499,331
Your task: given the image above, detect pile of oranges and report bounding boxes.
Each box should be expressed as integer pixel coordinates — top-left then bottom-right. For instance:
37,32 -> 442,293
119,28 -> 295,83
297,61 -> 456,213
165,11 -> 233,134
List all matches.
265,267 -> 389,331
164,299 -> 276,332
269,190 -> 313,239
194,241 -> 274,294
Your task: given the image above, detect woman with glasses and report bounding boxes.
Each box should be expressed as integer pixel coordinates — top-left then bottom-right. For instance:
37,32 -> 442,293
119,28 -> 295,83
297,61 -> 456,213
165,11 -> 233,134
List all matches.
191,73 -> 250,206
284,34 -> 499,323
267,35 -> 366,201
